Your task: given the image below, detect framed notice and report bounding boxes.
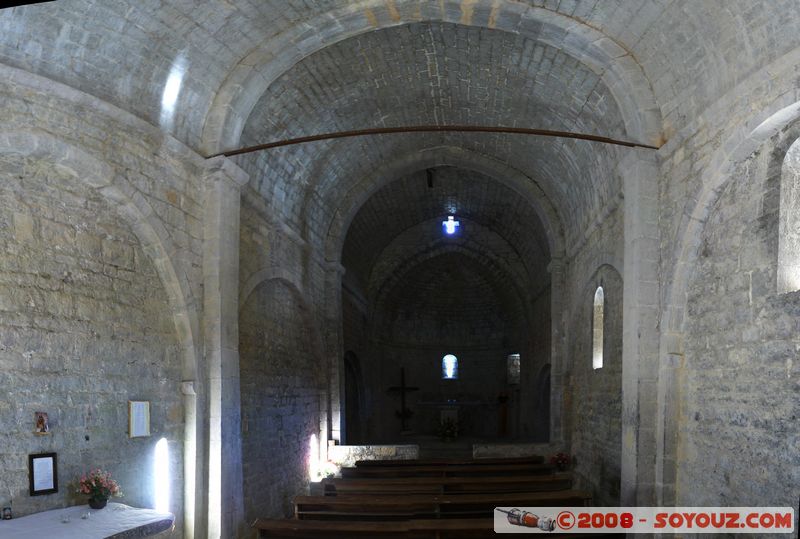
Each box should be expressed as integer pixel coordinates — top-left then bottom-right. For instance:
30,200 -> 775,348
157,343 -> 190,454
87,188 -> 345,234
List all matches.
128,400 -> 151,438
29,452 -> 58,496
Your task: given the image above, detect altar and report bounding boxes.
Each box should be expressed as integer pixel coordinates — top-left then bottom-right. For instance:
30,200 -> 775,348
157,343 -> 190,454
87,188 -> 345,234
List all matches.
0,503 -> 174,538
416,399 -> 490,437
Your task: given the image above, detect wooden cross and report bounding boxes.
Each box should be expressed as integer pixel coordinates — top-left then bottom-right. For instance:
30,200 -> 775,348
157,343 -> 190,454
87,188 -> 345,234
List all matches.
387,367 -> 419,432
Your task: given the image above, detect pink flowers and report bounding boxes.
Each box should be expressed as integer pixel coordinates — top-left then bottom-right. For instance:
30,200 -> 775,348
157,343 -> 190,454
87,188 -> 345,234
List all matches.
76,469 -> 122,499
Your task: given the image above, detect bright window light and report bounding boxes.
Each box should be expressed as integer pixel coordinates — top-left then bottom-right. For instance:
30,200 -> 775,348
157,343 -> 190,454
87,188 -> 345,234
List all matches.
154,437 -> 170,513
308,434 -> 319,481
593,286 -> 604,370
442,215 -> 460,235
442,354 -> 458,379
160,55 -> 186,128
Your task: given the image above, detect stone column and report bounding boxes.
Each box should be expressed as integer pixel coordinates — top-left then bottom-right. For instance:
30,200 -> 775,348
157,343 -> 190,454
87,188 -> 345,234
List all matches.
181,381 -> 197,539
202,157 -> 248,539
324,261 -> 346,444
620,149 -> 661,506
547,257 -> 566,444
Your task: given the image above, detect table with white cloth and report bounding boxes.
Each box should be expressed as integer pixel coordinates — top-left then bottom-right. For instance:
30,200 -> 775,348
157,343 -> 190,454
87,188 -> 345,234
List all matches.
0,502 -> 174,538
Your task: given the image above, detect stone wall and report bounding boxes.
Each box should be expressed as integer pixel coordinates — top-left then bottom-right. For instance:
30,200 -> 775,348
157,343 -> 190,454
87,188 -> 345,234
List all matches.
679,128 -> 800,510
654,44 -> 800,508
519,286 -> 551,441
360,248 -> 528,442
239,276 -> 325,521
370,345 -> 516,441
0,63 -> 240,537
341,275 -> 370,444
0,155 -> 183,528
566,264 -> 623,506
563,205 -> 624,506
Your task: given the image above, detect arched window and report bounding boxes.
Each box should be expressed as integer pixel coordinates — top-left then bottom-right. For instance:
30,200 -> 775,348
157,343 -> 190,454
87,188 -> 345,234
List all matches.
506,353 -> 521,385
442,354 -> 458,379
778,137 -> 800,293
592,286 -> 604,370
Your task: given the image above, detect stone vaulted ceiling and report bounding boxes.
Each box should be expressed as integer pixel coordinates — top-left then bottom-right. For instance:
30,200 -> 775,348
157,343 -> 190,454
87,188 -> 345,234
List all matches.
238,21 -> 626,246
3,0 -> 800,255
342,166 -> 549,305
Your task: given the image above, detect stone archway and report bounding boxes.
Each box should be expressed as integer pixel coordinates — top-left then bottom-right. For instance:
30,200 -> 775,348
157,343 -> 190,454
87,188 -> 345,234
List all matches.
658,96 -> 800,505
343,351 -> 365,444
321,145 -> 566,446
0,128 -> 199,535
0,132 -> 202,539
0,129 -> 198,378
238,276 -> 327,521
200,0 -> 661,155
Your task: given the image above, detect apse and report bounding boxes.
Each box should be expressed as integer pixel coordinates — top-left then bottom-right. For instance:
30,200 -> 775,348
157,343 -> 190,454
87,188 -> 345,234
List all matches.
340,166 -> 552,445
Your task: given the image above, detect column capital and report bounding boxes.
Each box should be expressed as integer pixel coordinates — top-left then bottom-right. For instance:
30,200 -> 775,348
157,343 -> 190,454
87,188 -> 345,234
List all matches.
181,380 -> 196,396
203,156 -> 249,187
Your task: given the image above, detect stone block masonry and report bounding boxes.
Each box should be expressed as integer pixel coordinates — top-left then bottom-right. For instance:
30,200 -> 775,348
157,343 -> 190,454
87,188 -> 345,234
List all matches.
0,154 -> 184,532
239,277 -> 326,522
680,130 -> 800,511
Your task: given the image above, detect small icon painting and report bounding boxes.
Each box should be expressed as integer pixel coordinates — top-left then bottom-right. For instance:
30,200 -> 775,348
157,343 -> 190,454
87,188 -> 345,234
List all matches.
34,411 -> 49,435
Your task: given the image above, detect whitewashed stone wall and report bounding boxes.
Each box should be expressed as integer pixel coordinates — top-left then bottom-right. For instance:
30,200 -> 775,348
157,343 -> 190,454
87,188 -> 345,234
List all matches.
0,155 -> 183,531
238,188 -> 329,523
655,47 -> 800,508
562,203 -> 624,507
679,126 -> 800,512
0,64 -> 209,537
239,278 -> 325,520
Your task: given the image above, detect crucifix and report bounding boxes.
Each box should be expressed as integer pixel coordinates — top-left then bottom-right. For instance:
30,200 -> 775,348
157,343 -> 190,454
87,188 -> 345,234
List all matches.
387,367 -> 419,432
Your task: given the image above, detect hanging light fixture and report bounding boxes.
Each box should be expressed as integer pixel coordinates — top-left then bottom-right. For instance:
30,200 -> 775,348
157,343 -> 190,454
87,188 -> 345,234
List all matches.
442,215 -> 460,235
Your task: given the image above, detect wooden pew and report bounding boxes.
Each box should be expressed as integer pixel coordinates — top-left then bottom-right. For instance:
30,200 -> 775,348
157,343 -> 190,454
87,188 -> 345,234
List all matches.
254,517 -> 494,538
340,462 -> 554,478
254,518 -> 624,538
293,490 -> 592,520
255,456 -> 594,538
322,473 -> 572,495
354,455 -> 544,467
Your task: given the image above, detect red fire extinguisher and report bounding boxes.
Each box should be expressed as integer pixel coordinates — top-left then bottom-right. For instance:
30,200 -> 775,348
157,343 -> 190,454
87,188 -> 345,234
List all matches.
496,508 -> 556,531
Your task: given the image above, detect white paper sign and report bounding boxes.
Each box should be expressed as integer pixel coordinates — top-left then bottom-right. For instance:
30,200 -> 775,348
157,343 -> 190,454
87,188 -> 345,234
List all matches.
32,457 -> 54,491
129,401 -> 150,437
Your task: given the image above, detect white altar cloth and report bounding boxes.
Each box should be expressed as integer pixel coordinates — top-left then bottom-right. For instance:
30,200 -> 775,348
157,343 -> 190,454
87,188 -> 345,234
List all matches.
0,502 -> 174,539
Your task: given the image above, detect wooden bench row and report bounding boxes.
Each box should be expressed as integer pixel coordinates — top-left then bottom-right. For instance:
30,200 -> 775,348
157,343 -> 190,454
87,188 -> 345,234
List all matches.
322,473 -> 572,495
340,462 -> 554,478
254,456 -> 586,537
255,518 -> 623,538
353,455 -> 545,467
294,490 -> 592,520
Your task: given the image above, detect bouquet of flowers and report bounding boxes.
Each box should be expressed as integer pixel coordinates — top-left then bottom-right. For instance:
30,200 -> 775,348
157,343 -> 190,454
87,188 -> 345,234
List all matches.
77,469 -> 122,500
550,452 -> 570,470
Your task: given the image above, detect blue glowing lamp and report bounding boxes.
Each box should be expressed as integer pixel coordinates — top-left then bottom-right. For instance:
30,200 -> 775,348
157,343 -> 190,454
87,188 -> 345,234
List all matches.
443,215 -> 460,235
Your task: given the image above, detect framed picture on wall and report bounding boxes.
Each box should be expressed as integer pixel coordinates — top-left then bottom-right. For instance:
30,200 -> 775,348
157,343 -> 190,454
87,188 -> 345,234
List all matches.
29,452 -> 58,496
34,411 -> 50,435
128,400 -> 151,438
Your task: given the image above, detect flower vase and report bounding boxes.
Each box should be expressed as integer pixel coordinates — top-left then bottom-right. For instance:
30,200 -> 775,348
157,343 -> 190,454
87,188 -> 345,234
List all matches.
88,497 -> 108,510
